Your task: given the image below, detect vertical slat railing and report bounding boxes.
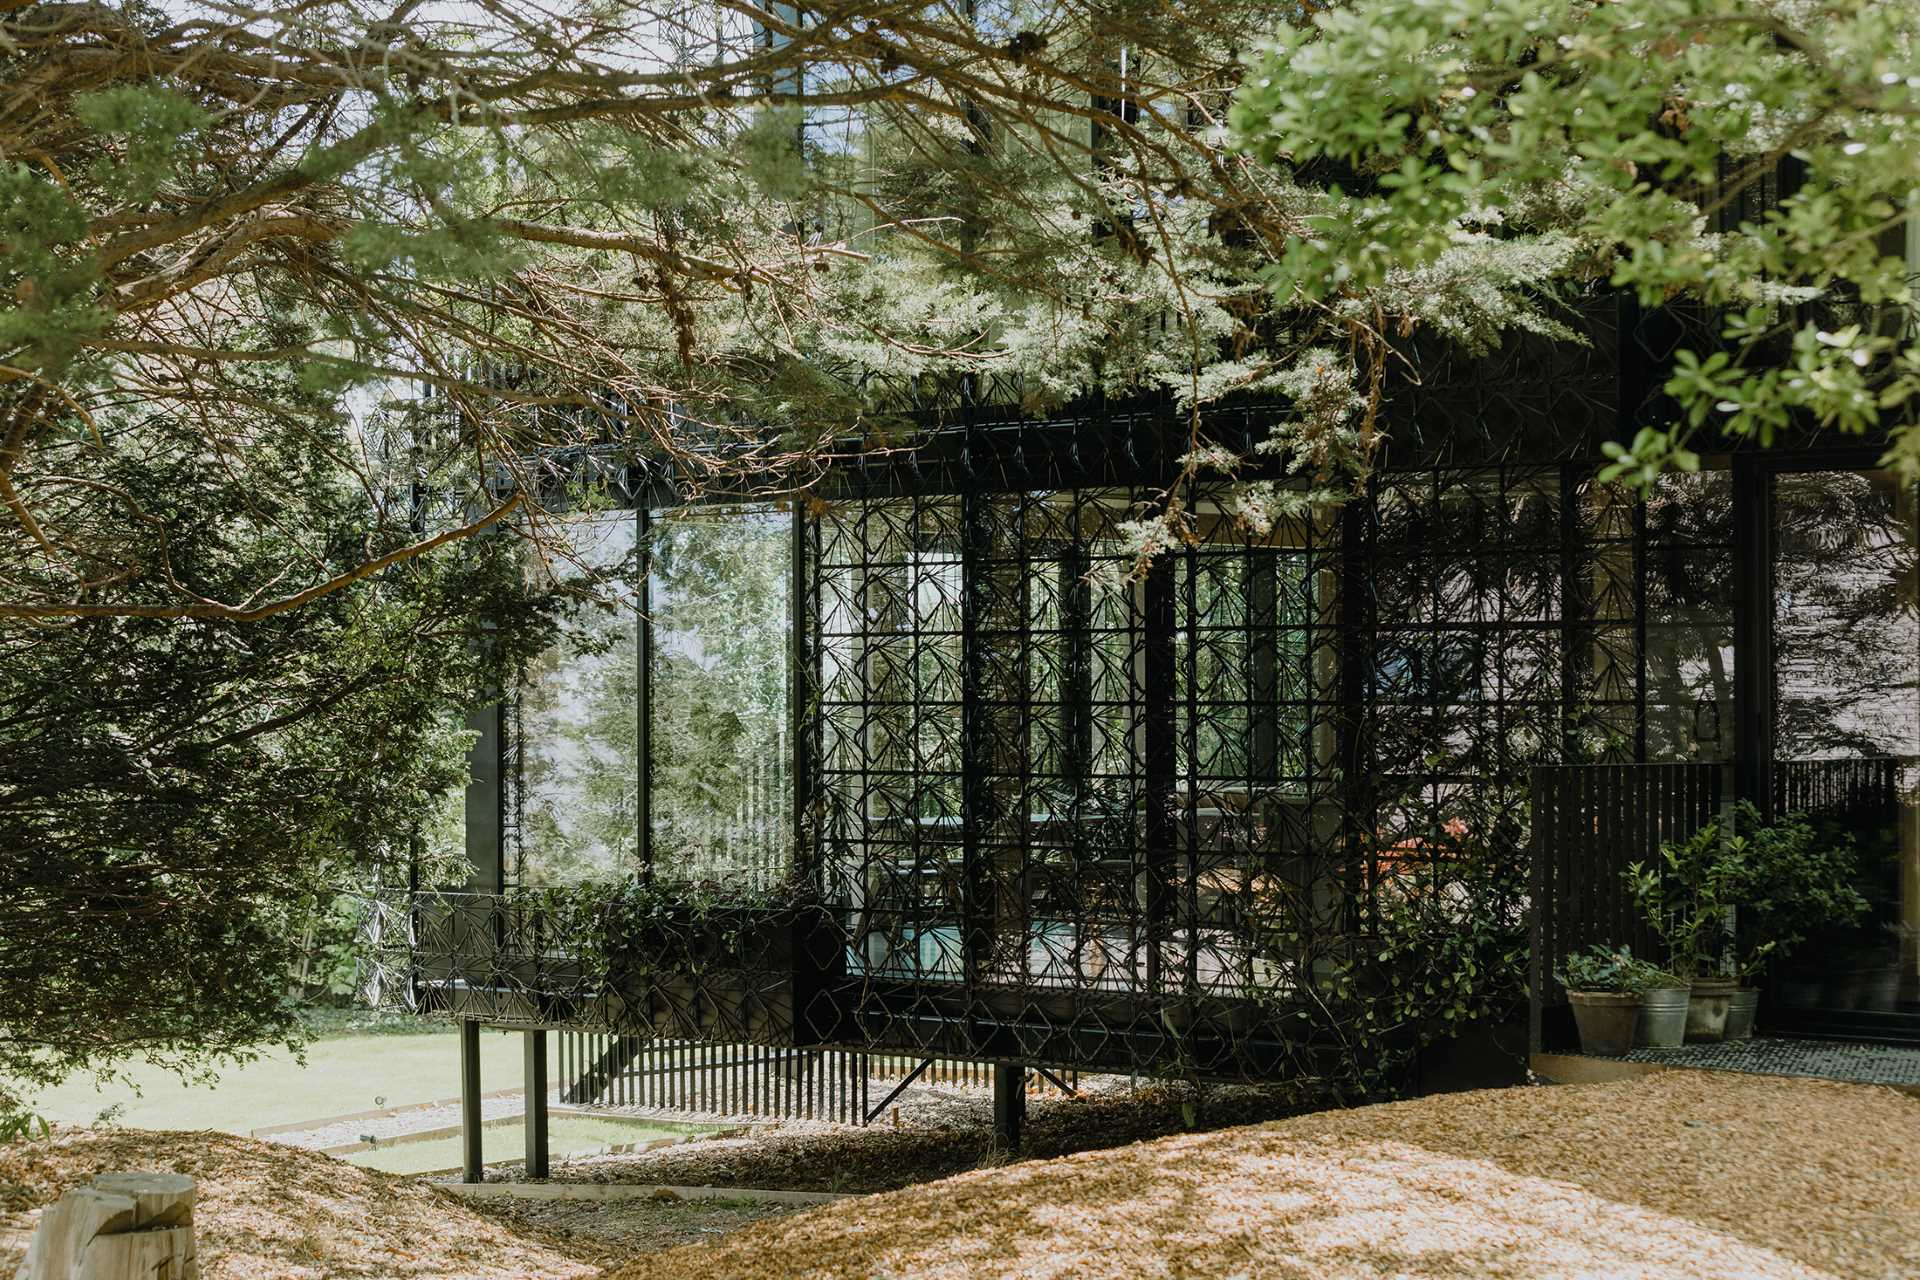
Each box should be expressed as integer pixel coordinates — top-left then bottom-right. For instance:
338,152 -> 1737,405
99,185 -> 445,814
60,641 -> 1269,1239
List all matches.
1529,760 -> 1726,1052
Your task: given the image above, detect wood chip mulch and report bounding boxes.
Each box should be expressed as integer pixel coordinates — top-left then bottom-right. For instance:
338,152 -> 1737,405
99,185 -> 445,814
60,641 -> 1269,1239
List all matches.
0,1127 -> 597,1279
603,1072 -> 1920,1280
519,1081 -> 1312,1195
465,1194 -> 806,1267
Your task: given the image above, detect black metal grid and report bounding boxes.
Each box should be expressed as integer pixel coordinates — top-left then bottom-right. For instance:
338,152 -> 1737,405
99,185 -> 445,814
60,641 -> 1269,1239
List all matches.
373,458 -> 1774,1078
367,268 -> 1920,1082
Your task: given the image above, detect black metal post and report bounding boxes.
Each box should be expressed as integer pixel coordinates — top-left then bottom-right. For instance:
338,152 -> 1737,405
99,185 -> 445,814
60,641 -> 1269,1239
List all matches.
460,1019 -> 483,1183
992,1059 -> 1025,1152
464,703 -> 503,891
1141,556 -> 1176,994
523,1029 -> 549,1179
637,506 -> 653,872
1336,497 -> 1373,932
1731,452 -> 1772,814
961,491 -> 989,1001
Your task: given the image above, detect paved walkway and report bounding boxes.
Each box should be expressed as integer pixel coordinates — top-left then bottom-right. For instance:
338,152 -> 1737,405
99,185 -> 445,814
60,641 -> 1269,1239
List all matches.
266,1091 -> 536,1150
1621,1037 -> 1920,1088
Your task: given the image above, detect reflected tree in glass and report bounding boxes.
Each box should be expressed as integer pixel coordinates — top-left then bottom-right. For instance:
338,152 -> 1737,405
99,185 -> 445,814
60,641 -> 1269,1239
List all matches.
648,505 -> 793,886
517,514 -> 641,886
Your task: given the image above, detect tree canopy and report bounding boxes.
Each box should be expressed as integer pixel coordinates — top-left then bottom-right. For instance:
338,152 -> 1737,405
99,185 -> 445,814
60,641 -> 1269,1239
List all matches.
0,409 -> 564,1113
1,0 -> 1339,619
1231,0 -> 1920,488
0,0 -> 1331,1108
14,0 -> 1918,1107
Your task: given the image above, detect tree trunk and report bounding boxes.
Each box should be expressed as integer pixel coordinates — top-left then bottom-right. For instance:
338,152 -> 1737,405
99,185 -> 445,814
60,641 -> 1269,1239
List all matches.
15,1172 -> 197,1280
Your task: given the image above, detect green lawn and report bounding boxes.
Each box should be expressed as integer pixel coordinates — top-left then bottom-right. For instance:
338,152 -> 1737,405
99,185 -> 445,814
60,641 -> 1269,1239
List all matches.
16,1028 -> 525,1133
345,1114 -> 709,1174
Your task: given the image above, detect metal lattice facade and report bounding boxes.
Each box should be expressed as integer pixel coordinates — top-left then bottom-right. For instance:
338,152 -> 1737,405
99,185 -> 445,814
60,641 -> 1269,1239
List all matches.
363,290 -> 1918,1082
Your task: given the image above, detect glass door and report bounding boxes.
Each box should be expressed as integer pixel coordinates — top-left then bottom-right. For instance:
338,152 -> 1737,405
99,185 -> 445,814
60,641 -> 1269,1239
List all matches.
1768,466 -> 1920,1027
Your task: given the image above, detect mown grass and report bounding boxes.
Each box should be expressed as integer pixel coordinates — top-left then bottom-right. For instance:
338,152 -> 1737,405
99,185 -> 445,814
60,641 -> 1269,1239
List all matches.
18,1027 -> 525,1133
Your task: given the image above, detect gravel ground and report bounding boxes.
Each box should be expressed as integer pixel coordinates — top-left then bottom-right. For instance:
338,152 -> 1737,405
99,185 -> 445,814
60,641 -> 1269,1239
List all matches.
0,1128 -> 597,1280
481,1079 -> 1314,1194
11,1072 -> 1914,1279
603,1072 -> 1920,1280
465,1194 -> 806,1265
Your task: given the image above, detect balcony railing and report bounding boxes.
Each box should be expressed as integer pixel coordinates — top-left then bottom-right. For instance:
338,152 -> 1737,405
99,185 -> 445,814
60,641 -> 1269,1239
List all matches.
359,887 -> 843,1044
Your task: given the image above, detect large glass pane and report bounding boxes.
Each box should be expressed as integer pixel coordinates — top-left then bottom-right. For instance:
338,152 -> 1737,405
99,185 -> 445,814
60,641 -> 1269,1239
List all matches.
1173,500 -> 1321,998
1644,469 -> 1735,762
1774,470 -> 1920,761
1771,469 -> 1920,1020
816,498 -> 965,981
517,514 -> 641,886
648,504 -> 794,887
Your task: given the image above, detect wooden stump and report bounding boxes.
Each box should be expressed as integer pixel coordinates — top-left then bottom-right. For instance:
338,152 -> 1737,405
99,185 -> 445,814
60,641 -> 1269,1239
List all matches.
15,1172 -> 197,1280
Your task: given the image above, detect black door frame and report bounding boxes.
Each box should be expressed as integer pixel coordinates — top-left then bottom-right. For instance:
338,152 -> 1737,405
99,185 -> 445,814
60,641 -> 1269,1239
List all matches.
1736,445 -> 1920,1042
1731,444 -> 1899,815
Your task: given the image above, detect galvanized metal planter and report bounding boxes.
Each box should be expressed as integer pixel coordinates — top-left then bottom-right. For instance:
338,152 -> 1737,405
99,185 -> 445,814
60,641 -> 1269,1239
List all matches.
1636,987 -> 1690,1049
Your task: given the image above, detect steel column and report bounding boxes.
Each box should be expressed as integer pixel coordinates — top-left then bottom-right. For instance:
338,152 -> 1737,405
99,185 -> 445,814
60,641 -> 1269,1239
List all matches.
992,1059 -> 1025,1152
1731,452 -> 1772,813
523,1029 -> 549,1178
460,1019 -> 483,1183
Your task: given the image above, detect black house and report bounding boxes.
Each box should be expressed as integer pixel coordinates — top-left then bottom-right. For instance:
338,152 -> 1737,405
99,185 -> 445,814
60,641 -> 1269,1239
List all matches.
365,293 -> 1920,1177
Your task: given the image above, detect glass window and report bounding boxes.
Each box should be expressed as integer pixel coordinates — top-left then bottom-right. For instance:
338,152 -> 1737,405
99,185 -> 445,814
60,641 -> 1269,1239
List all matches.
648,504 -> 794,886
516,514 -> 641,886
1644,469 -> 1735,762
1774,469 -> 1920,760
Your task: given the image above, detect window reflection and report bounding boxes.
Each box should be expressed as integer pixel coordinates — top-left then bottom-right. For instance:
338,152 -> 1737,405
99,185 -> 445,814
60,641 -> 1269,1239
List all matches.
516,514 -> 641,886
648,504 -> 794,887
1774,470 -> 1920,760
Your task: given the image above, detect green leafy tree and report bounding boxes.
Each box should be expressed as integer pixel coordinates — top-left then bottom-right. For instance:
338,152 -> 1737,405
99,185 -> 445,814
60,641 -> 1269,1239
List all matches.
0,0 -> 1392,613
1232,0 -> 1920,487
0,379 -> 566,1114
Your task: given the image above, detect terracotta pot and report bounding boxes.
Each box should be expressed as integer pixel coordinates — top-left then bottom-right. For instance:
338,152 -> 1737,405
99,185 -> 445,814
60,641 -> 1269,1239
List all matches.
1635,987 -> 1689,1049
1568,991 -> 1643,1057
1686,977 -> 1741,1042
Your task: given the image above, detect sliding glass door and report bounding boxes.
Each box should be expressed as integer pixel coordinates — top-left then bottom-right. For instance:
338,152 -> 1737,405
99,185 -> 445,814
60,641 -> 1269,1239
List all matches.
1767,465 -> 1920,1028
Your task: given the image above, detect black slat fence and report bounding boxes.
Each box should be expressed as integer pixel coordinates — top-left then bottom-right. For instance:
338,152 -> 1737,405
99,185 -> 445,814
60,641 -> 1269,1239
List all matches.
554,1033 -> 1079,1124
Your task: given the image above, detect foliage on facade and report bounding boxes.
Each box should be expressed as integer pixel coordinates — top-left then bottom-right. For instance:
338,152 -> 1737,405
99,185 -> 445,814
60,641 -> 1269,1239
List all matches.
1233,0 -> 1920,487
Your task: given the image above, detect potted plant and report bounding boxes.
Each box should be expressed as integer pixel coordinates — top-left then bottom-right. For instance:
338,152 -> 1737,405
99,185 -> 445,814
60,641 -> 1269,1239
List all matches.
1625,823 -> 1739,1041
1557,945 -> 1668,1056
1629,804 -> 1871,1040
1634,963 -> 1691,1049
1718,803 -> 1869,1028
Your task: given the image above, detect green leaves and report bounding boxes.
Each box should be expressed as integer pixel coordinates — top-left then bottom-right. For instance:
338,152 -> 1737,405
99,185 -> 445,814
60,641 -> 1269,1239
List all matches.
74,84 -> 208,204
1556,944 -> 1680,994
0,163 -> 107,361
0,1110 -> 50,1143
735,106 -> 811,203
341,219 -> 530,282
1234,0 -> 1920,485
1598,427 -> 1699,496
